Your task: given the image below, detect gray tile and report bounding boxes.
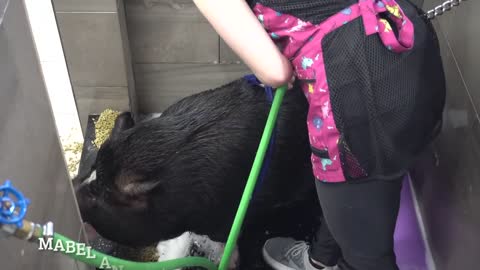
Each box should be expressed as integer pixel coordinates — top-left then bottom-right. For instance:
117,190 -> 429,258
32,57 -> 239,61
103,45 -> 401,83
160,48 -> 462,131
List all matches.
410,2 -> 480,267
79,224 -> 86,243
74,86 -> 130,131
124,0 -> 218,64
409,0 -> 424,8
443,0 -> 480,112
34,180 -> 81,270
55,12 -> 128,87
431,19 -> 477,135
431,21 -> 449,63
19,164 -> 82,270
52,0 -> 117,12
13,141 -> 81,269
471,118 -> 480,226
0,1 -> 83,269
134,63 -> 251,112
434,7 -> 453,37
413,111 -> 480,270
421,0 -> 438,8
76,260 -> 95,270
219,38 -> 242,64
429,120 -> 480,270
19,249 -> 69,270
423,0 -> 457,35
124,0 -> 209,23
125,14 -> 219,63
473,117 -> 480,149
2,238 -> 25,270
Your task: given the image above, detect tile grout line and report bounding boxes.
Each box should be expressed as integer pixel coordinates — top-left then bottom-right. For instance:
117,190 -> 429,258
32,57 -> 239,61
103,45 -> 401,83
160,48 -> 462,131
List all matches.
408,174 -> 437,270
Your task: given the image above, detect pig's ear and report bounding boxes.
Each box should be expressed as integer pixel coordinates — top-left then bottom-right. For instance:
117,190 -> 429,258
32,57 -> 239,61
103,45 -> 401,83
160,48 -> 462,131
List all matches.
115,171 -> 161,197
111,112 -> 134,139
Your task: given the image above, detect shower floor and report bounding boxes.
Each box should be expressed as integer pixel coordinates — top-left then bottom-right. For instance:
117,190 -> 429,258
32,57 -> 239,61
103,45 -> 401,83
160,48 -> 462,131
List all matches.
77,114 -> 432,270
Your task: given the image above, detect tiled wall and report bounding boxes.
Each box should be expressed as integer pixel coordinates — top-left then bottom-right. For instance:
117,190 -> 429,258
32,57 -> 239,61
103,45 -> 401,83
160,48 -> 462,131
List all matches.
124,0 -> 251,113
411,1 -> 480,269
0,1 -> 85,269
51,0 -> 132,131
124,1 -> 428,113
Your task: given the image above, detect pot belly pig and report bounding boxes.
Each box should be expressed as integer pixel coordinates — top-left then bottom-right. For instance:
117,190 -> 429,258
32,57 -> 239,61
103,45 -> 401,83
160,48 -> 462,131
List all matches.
73,78 -> 321,269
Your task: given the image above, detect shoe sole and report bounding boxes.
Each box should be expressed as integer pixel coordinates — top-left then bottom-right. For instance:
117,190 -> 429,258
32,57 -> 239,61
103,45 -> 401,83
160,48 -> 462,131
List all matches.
262,247 -> 297,270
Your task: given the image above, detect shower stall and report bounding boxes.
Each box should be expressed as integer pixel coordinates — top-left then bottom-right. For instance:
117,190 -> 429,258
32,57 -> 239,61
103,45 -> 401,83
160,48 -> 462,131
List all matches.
0,0 -> 478,269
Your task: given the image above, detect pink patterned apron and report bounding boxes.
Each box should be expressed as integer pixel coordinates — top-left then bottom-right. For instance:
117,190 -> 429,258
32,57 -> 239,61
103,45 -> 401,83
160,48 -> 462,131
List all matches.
253,0 -> 415,183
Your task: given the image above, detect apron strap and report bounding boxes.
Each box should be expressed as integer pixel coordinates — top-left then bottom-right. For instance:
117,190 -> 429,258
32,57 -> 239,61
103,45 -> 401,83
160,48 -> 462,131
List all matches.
359,0 -> 414,53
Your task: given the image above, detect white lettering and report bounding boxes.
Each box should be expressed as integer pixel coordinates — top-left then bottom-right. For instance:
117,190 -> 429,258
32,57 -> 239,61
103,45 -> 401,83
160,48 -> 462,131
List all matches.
76,243 -> 86,256
53,239 -> 65,252
66,240 -> 76,254
86,246 -> 96,259
99,257 -> 111,269
38,238 -> 53,250
39,239 -> 101,259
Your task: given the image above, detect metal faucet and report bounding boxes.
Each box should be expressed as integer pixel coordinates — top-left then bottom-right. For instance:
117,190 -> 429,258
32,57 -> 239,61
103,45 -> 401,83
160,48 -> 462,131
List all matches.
0,179 -> 53,241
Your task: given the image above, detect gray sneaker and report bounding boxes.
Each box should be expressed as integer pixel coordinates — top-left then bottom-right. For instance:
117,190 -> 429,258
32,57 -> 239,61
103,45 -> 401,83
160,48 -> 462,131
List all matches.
262,237 -> 336,270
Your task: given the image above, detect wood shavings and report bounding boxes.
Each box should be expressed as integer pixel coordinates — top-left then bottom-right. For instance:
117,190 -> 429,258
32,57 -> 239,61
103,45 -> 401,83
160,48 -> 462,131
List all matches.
60,128 -> 83,178
93,109 -> 120,149
64,141 -> 83,177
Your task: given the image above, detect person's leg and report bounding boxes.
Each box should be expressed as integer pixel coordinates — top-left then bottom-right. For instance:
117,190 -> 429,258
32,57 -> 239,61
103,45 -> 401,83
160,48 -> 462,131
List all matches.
308,216 -> 342,267
262,176 -> 403,270
262,205 -> 342,270
315,177 -> 404,270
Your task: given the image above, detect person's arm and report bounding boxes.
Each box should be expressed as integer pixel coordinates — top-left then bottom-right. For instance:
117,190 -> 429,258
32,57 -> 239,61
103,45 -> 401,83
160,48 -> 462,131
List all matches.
193,0 -> 293,88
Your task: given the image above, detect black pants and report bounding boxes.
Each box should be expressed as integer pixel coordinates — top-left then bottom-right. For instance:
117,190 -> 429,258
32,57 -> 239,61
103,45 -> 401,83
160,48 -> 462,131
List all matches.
308,176 -> 404,270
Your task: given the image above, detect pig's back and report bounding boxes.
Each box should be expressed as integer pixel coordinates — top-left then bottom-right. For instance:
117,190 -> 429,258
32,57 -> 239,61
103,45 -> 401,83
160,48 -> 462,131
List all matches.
106,78 -> 315,229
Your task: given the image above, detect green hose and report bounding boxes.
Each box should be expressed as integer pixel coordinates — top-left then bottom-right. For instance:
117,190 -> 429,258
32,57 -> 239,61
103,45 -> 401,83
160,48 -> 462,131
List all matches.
54,233 -> 218,270
218,85 -> 287,270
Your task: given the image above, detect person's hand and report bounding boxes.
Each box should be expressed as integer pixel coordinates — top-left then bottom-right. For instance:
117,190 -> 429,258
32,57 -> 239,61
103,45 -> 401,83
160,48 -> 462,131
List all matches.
193,0 -> 294,88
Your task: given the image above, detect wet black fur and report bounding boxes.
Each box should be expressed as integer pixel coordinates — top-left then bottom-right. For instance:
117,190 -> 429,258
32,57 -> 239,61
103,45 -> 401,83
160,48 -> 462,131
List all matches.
74,78 -> 321,268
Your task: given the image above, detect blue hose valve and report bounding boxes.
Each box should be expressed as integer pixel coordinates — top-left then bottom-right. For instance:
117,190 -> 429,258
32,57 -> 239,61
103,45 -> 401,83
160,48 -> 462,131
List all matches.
0,180 -> 30,228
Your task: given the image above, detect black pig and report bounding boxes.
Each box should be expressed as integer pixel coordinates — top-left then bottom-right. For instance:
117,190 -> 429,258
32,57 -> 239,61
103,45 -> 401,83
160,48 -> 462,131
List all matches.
73,78 -> 321,268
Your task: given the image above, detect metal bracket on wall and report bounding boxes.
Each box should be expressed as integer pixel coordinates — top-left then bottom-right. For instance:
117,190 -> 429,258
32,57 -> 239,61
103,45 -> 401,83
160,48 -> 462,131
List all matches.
424,0 -> 468,20
0,0 -> 10,26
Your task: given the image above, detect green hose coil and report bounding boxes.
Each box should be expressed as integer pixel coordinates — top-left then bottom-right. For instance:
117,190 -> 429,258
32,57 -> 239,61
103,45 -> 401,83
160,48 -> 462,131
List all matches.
54,233 -> 218,270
